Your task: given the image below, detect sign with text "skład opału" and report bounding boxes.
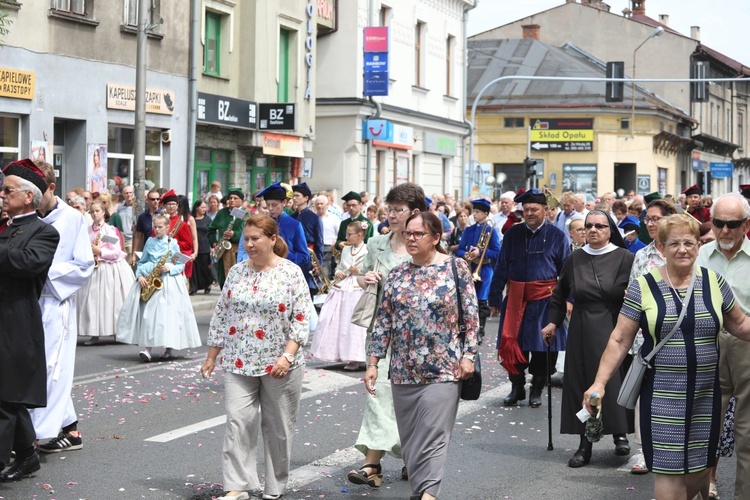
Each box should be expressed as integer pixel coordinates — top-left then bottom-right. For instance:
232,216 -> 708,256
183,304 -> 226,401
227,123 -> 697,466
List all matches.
531,118 -> 593,152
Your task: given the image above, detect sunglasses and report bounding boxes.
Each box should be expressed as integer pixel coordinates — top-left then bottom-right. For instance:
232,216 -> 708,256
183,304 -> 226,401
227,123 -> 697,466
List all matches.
712,218 -> 747,229
584,223 -> 609,230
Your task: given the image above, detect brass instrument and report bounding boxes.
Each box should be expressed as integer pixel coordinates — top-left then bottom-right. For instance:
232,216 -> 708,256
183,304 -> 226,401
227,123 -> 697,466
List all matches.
213,216 -> 239,260
543,186 -> 561,210
309,248 -> 331,294
92,230 -> 102,268
140,238 -> 172,302
470,219 -> 495,282
331,242 -> 348,262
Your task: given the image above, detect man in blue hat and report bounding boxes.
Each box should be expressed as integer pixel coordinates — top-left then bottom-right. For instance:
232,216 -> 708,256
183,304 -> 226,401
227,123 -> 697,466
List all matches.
238,182 -> 310,272
489,188 -> 569,407
208,188 -> 246,288
292,182 -> 325,295
456,197 -> 500,344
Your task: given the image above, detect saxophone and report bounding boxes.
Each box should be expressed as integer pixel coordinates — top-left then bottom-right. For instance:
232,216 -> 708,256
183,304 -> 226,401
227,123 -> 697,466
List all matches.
92,230 -> 102,268
140,238 -> 172,302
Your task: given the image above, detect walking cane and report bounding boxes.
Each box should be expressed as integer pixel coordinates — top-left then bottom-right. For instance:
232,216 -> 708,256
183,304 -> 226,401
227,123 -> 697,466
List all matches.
545,333 -> 554,451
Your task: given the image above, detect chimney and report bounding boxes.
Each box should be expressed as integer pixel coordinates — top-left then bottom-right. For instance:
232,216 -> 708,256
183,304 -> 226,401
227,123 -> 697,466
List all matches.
631,0 -> 645,15
522,24 -> 541,40
691,26 -> 701,41
658,14 -> 669,26
565,0 -> 577,3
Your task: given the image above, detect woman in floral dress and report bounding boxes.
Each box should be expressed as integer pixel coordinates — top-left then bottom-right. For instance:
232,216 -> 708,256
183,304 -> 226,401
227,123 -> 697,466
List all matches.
365,212 -> 479,500
201,215 -> 313,500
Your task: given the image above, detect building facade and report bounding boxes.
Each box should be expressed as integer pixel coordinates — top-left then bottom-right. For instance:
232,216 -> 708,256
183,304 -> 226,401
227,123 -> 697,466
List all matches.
472,0 -> 750,196
0,0 -> 190,197
193,0 -> 321,201
313,0 -> 476,201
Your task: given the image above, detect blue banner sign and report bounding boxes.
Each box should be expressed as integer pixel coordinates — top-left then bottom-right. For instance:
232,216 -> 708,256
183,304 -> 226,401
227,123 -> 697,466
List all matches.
710,162 -> 733,178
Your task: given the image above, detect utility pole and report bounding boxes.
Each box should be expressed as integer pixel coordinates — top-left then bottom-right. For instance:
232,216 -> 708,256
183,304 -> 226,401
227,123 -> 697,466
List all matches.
133,0 -> 148,225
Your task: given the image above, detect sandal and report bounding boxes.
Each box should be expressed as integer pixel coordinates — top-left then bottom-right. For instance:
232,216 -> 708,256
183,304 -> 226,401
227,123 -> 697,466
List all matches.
347,463 -> 382,488
709,481 -> 718,499
401,466 -> 408,480
631,450 -> 648,475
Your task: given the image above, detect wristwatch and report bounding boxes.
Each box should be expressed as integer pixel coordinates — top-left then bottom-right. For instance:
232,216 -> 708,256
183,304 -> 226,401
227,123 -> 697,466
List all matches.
281,352 -> 295,364
462,354 -> 476,362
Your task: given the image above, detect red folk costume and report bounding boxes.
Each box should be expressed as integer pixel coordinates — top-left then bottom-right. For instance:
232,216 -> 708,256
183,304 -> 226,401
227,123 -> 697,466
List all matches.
153,190 -> 195,278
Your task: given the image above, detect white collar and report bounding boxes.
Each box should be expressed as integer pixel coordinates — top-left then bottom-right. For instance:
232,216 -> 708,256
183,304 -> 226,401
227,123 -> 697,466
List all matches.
582,242 -> 619,255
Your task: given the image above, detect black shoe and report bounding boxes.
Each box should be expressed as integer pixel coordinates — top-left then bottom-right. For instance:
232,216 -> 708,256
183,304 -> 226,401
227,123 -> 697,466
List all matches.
528,386 -> 543,408
0,452 -> 40,482
550,372 -> 564,387
614,436 -> 630,456
502,385 -> 526,406
568,448 -> 591,468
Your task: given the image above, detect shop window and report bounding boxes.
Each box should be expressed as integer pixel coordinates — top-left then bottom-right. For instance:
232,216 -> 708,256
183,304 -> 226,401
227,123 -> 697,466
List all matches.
122,0 -> 162,37
0,115 -> 20,169
204,11 -> 222,77
504,117 -> 524,128
107,125 -> 163,193
194,148 -> 229,202
278,29 -> 290,102
52,0 -> 85,15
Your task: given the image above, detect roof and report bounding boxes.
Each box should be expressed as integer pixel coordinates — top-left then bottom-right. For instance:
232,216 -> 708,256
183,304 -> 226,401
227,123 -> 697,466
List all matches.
467,37 -> 692,122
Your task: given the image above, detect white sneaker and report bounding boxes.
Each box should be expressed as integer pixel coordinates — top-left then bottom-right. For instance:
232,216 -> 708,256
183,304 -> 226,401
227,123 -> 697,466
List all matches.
139,350 -> 152,363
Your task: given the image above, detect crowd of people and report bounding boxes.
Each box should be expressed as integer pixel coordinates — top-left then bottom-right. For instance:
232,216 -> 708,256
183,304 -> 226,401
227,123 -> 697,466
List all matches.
5,160 -> 750,500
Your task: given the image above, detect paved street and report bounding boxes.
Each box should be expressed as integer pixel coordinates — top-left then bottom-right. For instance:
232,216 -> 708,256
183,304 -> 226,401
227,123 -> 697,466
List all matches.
0,298 -> 737,499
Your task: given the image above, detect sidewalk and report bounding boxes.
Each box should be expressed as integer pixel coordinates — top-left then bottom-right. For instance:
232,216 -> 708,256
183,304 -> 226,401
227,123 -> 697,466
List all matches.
189,285 -> 221,314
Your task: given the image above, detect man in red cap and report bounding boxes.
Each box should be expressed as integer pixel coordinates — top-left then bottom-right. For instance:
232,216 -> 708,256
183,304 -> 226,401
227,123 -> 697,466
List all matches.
682,184 -> 711,223
0,159 -> 60,481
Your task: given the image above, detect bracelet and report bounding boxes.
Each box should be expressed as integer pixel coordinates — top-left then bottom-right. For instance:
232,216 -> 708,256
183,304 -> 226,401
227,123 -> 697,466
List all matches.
367,364 -> 379,368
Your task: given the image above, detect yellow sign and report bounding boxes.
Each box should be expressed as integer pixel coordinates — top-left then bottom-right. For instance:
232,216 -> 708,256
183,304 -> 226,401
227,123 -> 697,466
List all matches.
531,129 -> 594,142
262,132 -> 304,158
0,68 -> 35,100
106,83 -> 175,115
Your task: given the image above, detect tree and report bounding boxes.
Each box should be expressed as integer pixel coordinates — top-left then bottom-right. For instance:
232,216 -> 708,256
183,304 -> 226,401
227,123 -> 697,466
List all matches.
0,6 -> 13,47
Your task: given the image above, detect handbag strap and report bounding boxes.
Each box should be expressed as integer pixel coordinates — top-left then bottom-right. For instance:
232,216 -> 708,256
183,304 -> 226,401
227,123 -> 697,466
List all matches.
642,269 -> 697,363
452,258 -> 466,341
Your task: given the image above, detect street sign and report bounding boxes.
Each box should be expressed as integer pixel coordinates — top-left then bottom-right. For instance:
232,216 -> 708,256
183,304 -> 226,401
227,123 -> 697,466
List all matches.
531,118 -> 593,152
710,162 -> 733,178
363,72 -> 389,96
197,92 -> 257,130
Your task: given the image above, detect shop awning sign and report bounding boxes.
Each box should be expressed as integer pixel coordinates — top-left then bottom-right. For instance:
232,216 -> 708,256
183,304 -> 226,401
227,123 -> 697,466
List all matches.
0,68 -> 35,100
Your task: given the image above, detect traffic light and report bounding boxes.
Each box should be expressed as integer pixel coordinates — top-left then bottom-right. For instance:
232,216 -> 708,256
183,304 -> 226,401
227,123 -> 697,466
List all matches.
606,61 -> 624,102
524,157 -> 537,178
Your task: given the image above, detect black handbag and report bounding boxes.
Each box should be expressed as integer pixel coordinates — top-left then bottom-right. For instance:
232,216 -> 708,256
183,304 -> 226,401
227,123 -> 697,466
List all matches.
452,258 -> 482,401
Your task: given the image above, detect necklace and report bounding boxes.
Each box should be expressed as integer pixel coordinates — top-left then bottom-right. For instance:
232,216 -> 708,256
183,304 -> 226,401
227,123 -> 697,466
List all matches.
664,266 -> 689,290
350,243 -> 365,256
664,266 -> 691,311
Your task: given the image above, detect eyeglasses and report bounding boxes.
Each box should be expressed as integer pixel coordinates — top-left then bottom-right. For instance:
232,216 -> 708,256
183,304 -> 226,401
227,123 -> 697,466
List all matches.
712,218 -> 747,229
401,231 -> 433,241
1,187 -> 22,195
644,216 -> 663,224
386,207 -> 409,215
665,240 -> 698,251
346,232 -> 360,237
571,228 -> 586,232
584,223 -> 609,230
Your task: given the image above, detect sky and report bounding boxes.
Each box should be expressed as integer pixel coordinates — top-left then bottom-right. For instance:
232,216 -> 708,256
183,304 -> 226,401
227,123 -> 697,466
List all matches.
467,0 -> 749,65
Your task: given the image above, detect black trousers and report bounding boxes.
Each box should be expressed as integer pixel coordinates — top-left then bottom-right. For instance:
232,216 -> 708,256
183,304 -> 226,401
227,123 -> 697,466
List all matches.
0,402 -> 36,464
507,350 -> 558,386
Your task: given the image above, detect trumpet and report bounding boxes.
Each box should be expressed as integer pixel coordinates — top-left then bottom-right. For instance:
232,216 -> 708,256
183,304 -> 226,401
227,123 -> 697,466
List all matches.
470,219 -> 495,282
543,186 -> 561,210
332,242 -> 348,262
309,248 -> 331,294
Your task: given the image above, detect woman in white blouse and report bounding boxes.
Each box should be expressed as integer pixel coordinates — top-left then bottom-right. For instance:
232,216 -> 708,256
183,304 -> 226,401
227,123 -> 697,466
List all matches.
311,219 -> 369,369
201,215 -> 313,500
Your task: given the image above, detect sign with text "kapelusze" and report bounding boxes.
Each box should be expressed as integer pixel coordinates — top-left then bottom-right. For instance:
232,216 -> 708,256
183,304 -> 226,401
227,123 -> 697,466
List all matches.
530,118 -> 593,152
107,84 -> 175,115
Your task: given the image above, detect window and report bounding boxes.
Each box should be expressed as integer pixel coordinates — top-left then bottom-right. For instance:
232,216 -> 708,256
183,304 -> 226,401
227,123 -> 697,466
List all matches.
52,0 -> 85,15
0,115 -> 20,170
107,125 -> 163,190
278,28 -> 290,102
739,112 -> 745,150
414,21 -> 425,87
445,35 -> 455,97
204,11 -> 221,76
379,5 -> 390,27
620,118 -> 630,130
504,117 -> 524,128
123,0 -> 161,29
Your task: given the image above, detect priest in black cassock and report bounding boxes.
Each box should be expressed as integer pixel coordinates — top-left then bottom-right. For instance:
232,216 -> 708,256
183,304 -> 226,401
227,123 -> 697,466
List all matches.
542,210 -> 635,468
489,189 -> 569,408
0,159 -> 60,481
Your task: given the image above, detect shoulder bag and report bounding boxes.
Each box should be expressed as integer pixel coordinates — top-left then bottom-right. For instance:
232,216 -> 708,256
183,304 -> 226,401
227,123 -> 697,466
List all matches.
453,258 -> 482,401
616,270 -> 696,409
351,259 -> 380,329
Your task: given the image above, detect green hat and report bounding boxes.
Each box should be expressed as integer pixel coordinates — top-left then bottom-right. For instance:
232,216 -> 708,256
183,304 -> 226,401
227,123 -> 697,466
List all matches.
227,188 -> 245,200
341,191 -> 362,202
644,192 -> 662,203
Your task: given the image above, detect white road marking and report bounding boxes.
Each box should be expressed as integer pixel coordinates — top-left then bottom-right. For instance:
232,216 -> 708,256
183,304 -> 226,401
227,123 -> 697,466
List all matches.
144,369 -> 363,442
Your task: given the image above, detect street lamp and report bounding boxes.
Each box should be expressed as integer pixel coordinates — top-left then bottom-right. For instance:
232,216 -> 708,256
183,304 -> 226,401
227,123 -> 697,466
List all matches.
631,26 -> 664,135
485,172 -> 507,200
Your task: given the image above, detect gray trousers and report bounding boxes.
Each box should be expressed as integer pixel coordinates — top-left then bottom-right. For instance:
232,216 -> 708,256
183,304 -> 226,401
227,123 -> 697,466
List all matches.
222,368 -> 303,495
